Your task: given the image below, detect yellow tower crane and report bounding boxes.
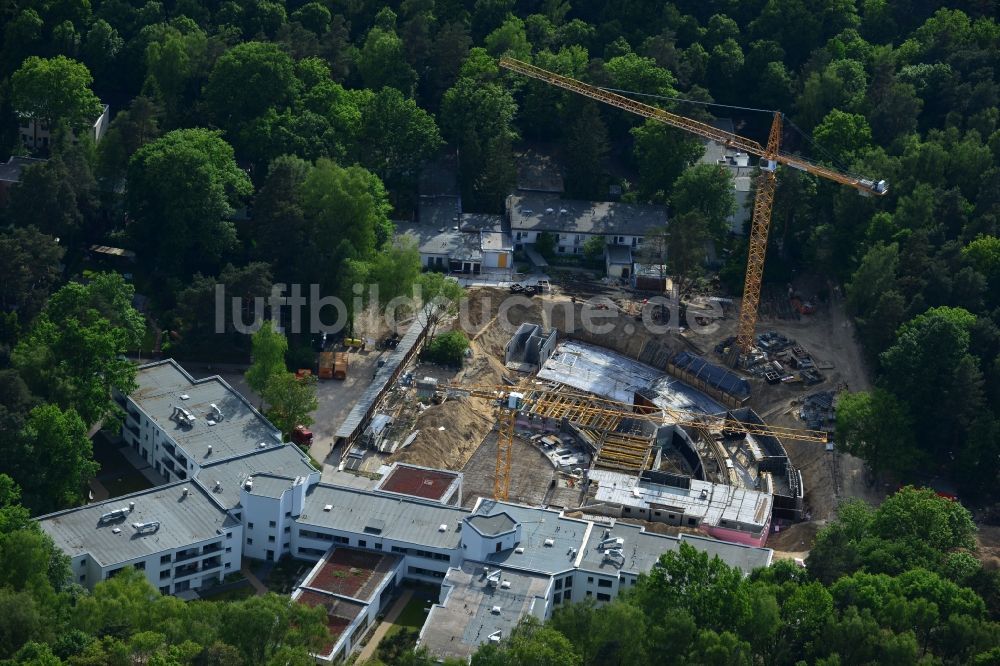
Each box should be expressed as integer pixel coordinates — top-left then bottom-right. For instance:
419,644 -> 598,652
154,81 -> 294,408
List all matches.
446,383 -> 828,500
498,57 -> 888,364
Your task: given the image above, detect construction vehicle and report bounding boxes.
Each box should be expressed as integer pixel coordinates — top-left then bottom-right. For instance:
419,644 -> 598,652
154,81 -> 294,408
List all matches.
318,351 -> 334,379
498,57 -> 888,366
444,383 -> 828,501
333,352 -> 349,380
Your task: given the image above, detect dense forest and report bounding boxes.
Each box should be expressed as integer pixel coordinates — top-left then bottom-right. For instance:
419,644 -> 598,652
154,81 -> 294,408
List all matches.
0,0 -> 999,663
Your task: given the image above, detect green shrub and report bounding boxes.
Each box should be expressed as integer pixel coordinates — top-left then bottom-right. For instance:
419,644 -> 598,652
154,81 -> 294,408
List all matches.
421,330 -> 469,367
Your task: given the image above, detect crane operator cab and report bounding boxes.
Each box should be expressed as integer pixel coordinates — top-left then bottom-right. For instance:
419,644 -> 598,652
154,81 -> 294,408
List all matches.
858,178 -> 890,196
759,157 -> 778,172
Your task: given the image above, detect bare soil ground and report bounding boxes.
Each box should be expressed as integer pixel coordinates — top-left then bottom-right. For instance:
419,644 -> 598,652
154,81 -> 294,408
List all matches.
381,280 -> 884,555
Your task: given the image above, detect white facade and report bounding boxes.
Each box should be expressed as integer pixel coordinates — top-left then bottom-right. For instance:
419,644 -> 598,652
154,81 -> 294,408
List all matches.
19,104 -> 110,151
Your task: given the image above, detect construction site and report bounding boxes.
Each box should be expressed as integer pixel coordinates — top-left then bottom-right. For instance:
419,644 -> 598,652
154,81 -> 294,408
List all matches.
324,280 -> 881,556
321,57 -> 890,558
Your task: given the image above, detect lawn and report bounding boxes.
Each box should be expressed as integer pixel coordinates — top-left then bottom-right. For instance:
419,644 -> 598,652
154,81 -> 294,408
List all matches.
394,596 -> 430,630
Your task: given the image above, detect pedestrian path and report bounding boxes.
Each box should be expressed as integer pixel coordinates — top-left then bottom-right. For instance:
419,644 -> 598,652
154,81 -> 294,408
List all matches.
355,589 -> 416,663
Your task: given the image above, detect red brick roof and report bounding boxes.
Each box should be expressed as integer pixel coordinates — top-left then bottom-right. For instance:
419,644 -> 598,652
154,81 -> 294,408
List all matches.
378,465 -> 458,501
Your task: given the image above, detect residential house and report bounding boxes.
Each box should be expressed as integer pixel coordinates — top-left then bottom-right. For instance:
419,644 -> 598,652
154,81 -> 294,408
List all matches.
699,118 -> 755,235
19,103 -> 110,152
0,156 -> 47,206
507,193 -> 668,278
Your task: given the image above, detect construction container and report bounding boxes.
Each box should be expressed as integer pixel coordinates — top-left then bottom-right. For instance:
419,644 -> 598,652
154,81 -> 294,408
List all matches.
318,351 -> 334,379
333,352 -> 348,380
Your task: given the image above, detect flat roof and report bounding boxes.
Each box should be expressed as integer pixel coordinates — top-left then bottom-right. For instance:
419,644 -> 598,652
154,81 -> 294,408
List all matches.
461,213 -> 504,232
300,547 -> 402,602
481,230 -> 513,251
590,470 -> 771,529
299,483 -> 468,550
508,193 -> 666,236
246,473 -> 299,499
474,501 -> 588,575
467,513 -> 517,537
37,481 -> 237,567
398,222 -> 481,260
200,444 -> 316,508
295,589 -> 366,657
537,340 -> 726,414
606,245 -> 633,264
0,156 -> 46,183
131,360 -> 283,462
420,562 -> 550,662
377,464 -> 461,501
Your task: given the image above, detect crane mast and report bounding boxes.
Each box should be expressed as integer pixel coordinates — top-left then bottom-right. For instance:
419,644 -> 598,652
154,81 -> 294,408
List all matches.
498,56 -> 887,363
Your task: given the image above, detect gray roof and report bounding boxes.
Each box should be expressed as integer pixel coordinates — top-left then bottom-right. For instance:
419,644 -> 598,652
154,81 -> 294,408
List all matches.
515,148 -> 564,193
37,482 -> 236,567
420,562 -> 551,661
419,155 -> 459,197
577,521 -> 669,575
460,213 -> 505,233
481,231 -> 513,252
475,501 -> 587,575
466,513 -> 517,537
247,473 -> 299,499
0,156 -> 47,183
679,533 -> 773,571
298,483 -> 468,550
131,360 -> 283,463
199,444 -> 316,508
606,245 -> 633,264
508,193 -> 666,236
418,196 -> 461,228
398,222 -> 481,260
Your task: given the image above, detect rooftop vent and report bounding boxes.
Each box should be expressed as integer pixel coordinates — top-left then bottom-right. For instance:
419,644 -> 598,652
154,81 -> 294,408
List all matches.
438,524 -> 448,532
500,580 -> 511,589
491,606 -> 501,615
559,208 -> 568,214
111,527 -> 121,534
258,442 -> 267,449
244,478 -> 253,491
545,208 -> 554,214
207,445 -> 213,455
323,504 -> 333,512
132,521 -> 160,534
213,481 -> 222,492
181,487 -> 189,498
129,502 -> 135,512
543,538 -> 555,547
99,508 -> 130,524
179,394 -> 190,400
486,570 -> 502,587
488,631 -> 502,643
514,547 -> 525,554
699,489 -> 709,500
210,403 -> 223,421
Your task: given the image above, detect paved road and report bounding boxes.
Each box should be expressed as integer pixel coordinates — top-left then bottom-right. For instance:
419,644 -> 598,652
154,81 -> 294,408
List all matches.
355,589 -> 415,663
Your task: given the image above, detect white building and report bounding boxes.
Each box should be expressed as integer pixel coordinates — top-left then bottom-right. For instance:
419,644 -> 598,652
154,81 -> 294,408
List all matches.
19,103 -> 110,152
699,118 -> 754,235
38,482 -> 242,596
507,193 -> 668,278
38,359 -> 775,662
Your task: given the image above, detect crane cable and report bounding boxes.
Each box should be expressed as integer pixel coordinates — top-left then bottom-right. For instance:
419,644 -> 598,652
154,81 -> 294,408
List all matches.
593,85 -> 860,178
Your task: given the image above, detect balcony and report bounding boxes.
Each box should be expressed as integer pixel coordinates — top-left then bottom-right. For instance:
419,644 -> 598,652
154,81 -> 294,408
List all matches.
174,563 -> 199,578
174,549 -> 198,562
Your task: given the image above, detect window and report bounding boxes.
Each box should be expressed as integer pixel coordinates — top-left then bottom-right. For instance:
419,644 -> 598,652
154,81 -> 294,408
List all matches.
555,579 -> 563,590
668,514 -> 675,520
161,554 -> 171,564
654,511 -> 661,516
284,526 -> 290,533
687,518 -> 697,526
134,562 -> 146,571
623,507 -> 631,514
226,533 -> 232,540
597,593 -> 611,602
586,591 -> 592,597
587,577 -> 593,584
285,511 -> 291,518
225,563 -> 231,569
598,579 -> 612,588
225,547 -> 232,553
269,521 -> 276,528
160,570 -> 170,580
375,543 -> 382,550
79,557 -> 87,566
160,586 -> 170,594
563,590 -> 571,601
79,574 -> 86,583
554,592 -> 562,604
358,540 -> 366,548
558,246 -> 566,253
564,578 -> 572,588
247,538 -> 253,545
268,536 -> 275,543
248,522 -> 254,530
